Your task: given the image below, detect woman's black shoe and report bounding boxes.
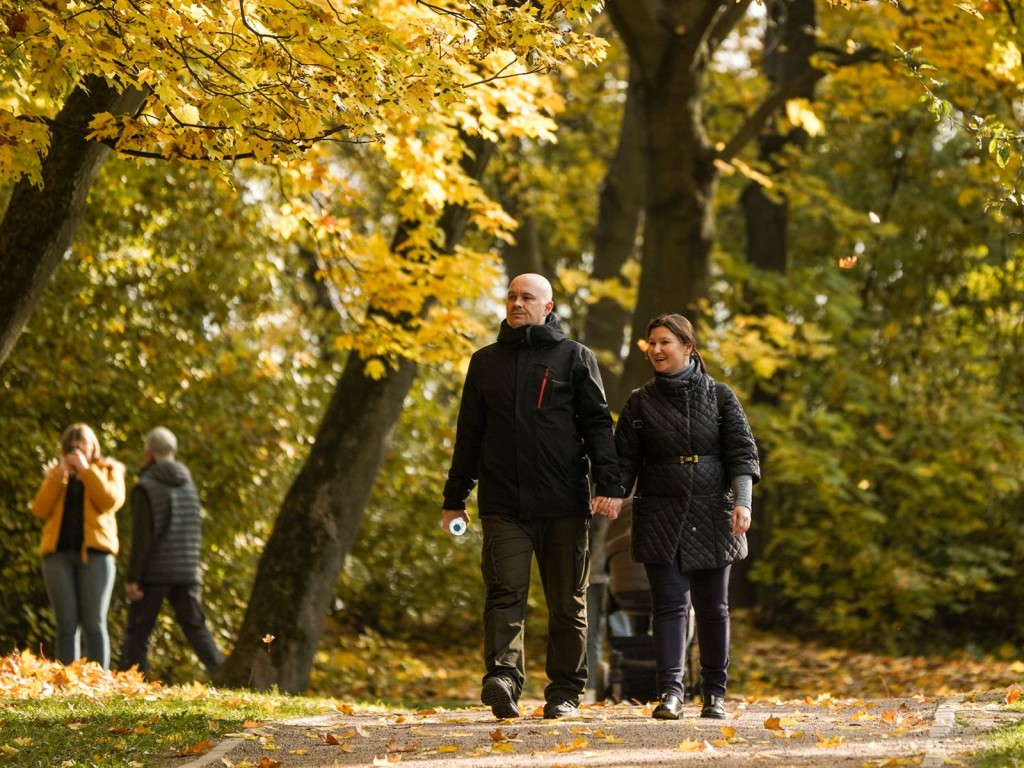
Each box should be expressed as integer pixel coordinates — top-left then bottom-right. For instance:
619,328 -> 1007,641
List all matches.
700,695 -> 726,719
652,694 -> 684,720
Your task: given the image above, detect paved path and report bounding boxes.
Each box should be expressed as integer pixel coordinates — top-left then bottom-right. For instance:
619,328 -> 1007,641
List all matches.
176,692 -> 1020,767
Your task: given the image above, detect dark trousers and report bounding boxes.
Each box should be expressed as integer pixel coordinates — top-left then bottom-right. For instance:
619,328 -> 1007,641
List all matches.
643,560 -> 731,699
481,514 -> 590,704
119,583 -> 224,675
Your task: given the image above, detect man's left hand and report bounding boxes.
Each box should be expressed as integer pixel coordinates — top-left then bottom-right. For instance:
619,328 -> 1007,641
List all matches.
126,583 -> 144,602
591,496 -> 623,520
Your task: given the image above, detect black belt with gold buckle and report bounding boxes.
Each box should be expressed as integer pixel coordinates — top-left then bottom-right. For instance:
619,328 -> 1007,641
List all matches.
645,454 -> 720,465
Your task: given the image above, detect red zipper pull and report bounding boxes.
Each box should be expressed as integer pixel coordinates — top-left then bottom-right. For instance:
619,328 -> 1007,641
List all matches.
537,368 -> 550,409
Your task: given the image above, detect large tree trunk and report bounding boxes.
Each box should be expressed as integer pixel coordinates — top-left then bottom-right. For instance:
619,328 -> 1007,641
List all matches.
216,137 -> 495,693
214,353 -> 418,692
580,65 -> 646,409
607,0 -> 752,395
0,76 -> 146,366
741,0 -> 817,276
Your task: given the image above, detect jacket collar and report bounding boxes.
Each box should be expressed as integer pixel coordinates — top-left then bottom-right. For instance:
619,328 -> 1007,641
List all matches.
497,312 -> 566,348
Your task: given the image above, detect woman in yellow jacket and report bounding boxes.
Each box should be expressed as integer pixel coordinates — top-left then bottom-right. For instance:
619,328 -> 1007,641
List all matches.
31,423 -> 126,668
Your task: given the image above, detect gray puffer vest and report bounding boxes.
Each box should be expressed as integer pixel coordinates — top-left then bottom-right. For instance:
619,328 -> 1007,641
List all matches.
615,371 -> 760,569
137,461 -> 202,584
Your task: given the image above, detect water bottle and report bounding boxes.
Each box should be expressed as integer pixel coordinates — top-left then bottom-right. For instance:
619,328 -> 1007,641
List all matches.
448,517 -> 467,536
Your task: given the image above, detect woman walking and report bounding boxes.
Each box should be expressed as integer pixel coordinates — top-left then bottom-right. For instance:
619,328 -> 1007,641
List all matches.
614,314 -> 760,720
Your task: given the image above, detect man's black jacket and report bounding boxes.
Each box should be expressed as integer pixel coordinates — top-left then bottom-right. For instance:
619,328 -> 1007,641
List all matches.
443,313 -> 623,518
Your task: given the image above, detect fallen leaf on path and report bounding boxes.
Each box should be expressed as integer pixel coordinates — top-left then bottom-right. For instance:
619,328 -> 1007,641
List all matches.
385,738 -> 418,753
257,758 -> 281,767
1005,685 -> 1021,704
720,725 -> 736,740
816,733 -> 845,748
176,740 -> 213,756
678,738 -> 712,752
491,741 -> 516,753
554,737 -> 588,753
764,716 -> 783,730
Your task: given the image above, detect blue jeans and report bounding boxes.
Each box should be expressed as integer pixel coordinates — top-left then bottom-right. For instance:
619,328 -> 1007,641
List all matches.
41,550 -> 116,668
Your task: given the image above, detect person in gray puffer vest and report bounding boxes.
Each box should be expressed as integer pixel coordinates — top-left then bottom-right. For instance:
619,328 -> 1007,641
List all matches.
118,427 -> 223,676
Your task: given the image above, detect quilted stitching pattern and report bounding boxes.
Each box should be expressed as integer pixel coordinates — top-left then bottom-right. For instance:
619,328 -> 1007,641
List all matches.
621,374 -> 758,569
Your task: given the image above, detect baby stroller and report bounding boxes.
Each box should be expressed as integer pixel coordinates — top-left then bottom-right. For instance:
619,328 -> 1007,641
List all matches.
600,498 -> 698,703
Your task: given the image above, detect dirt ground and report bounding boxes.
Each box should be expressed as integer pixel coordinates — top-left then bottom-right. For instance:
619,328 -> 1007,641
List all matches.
174,691 -> 1021,768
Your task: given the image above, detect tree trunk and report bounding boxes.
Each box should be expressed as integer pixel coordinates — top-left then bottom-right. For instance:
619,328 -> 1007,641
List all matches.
607,0 -> 751,394
214,353 -> 418,692
216,136 -> 495,693
581,65 -> 646,409
0,76 -> 146,366
741,0 -> 817,276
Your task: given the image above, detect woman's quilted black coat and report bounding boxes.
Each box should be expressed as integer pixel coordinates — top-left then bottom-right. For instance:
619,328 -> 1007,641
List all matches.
615,371 -> 760,569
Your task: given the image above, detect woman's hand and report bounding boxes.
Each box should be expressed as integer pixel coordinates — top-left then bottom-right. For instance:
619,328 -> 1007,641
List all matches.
63,448 -> 90,475
731,505 -> 751,537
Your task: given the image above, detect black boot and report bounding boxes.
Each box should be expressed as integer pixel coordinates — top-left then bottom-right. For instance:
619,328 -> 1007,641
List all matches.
653,694 -> 684,720
700,694 -> 726,719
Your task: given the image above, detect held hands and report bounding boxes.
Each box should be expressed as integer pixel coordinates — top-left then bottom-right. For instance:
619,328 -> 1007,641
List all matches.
732,505 -> 752,537
591,496 -> 622,520
125,583 -> 144,602
441,509 -> 470,536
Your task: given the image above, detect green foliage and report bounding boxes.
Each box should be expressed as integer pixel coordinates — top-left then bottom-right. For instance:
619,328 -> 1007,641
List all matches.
706,34 -> 1024,650
0,158 -> 333,676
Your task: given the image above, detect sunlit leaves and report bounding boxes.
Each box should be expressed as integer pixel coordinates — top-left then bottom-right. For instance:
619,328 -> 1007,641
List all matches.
0,0 -> 607,180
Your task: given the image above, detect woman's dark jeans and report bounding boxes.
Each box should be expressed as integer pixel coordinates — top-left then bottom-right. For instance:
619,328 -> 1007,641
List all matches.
643,560 -> 731,699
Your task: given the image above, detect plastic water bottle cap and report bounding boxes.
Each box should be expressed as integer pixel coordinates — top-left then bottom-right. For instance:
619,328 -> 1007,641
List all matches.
449,518 -> 467,536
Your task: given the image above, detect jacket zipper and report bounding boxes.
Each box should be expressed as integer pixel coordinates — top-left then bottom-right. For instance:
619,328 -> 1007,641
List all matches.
537,368 -> 550,410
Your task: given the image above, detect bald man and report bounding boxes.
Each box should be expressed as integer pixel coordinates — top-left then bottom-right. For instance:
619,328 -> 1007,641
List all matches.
442,273 -> 624,720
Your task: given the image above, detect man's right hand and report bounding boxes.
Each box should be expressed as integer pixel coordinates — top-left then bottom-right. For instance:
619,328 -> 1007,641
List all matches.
441,509 -> 470,536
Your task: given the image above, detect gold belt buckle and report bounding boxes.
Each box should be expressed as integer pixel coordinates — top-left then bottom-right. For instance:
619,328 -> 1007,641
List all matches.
681,455 -> 699,464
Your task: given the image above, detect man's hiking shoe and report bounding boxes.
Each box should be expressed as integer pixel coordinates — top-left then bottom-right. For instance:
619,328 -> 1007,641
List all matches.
542,699 -> 579,719
481,676 -> 519,719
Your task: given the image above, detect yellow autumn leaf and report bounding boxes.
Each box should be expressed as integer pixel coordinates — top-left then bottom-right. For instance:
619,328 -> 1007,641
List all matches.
816,734 -> 845,748
785,98 -> 825,136
554,737 -> 588,753
678,738 -> 711,752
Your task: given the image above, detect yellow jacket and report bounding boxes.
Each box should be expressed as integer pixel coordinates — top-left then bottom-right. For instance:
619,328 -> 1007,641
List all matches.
31,458 -> 126,560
